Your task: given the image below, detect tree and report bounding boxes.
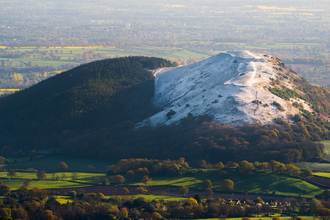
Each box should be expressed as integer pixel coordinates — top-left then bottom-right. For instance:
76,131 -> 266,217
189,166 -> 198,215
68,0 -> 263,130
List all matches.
137,167 -> 149,176
259,162 -> 269,170
316,208 -> 330,220
199,160 -> 206,168
194,194 -> 201,203
12,207 -> 28,219
310,198 -> 323,214
23,179 -> 30,186
68,191 -> 76,198
102,178 -> 109,185
111,175 -> 125,184
87,165 -> 95,171
29,150 -> 37,160
152,212 -> 163,220
71,172 -> 77,180
204,188 -> 213,198
122,187 -> 129,195
238,160 -> 255,175
214,161 -> 224,171
0,156 -> 5,164
203,179 -> 212,189
36,171 -> 47,180
322,189 -> 330,200
57,161 -> 68,171
0,208 -> 11,219
7,169 -> 16,179
141,175 -> 152,186
119,207 -> 128,219
126,170 -> 135,180
136,186 -> 148,194
94,177 -> 101,184
301,170 -> 313,179
284,164 -> 300,175
0,185 -> 11,195
96,193 -> 105,199
178,186 -> 189,196
220,179 -> 234,191
61,173 -> 66,180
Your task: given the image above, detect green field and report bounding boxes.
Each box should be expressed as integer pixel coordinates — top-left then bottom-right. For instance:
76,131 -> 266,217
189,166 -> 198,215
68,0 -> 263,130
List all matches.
128,169 -> 325,198
0,178 -> 90,191
313,172 -> 330,178
297,162 -> 330,172
56,195 -> 73,204
0,154 -> 112,172
0,171 -> 108,190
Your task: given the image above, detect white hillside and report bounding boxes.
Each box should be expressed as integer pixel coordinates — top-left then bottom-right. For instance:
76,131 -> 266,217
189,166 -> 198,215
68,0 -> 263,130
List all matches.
136,50 -> 312,128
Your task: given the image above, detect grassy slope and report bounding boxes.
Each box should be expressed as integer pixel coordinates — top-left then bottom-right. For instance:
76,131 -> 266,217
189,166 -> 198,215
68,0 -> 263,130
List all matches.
129,170 -> 324,198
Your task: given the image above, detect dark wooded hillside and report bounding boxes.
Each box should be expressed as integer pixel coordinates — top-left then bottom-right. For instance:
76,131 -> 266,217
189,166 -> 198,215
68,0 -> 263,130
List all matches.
0,56 -> 174,149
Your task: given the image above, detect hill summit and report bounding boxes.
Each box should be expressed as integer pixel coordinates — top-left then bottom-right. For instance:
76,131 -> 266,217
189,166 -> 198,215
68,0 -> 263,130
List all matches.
137,50 -> 313,128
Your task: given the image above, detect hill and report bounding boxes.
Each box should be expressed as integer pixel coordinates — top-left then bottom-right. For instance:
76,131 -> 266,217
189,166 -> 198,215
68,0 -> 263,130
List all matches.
1,52 -> 330,164
0,56 -> 175,149
137,51 -> 330,128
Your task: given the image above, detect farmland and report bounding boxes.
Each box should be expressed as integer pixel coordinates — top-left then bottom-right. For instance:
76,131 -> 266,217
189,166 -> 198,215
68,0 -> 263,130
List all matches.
0,167 -> 325,198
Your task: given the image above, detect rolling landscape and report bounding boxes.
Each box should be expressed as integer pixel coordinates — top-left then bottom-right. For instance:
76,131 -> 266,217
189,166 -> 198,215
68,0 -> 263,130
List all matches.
2,0 -> 330,220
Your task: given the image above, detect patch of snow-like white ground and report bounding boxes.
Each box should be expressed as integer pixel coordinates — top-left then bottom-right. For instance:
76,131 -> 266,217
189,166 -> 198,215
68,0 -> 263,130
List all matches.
136,51 -> 308,128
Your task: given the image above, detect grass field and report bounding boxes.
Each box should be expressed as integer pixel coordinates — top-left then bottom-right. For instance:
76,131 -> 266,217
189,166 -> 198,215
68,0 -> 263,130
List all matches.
56,195 -> 73,204
297,162 -> 330,172
0,154 -> 112,172
0,171 -> 107,190
0,178 -> 91,191
313,172 -> 330,178
128,169 -> 325,198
